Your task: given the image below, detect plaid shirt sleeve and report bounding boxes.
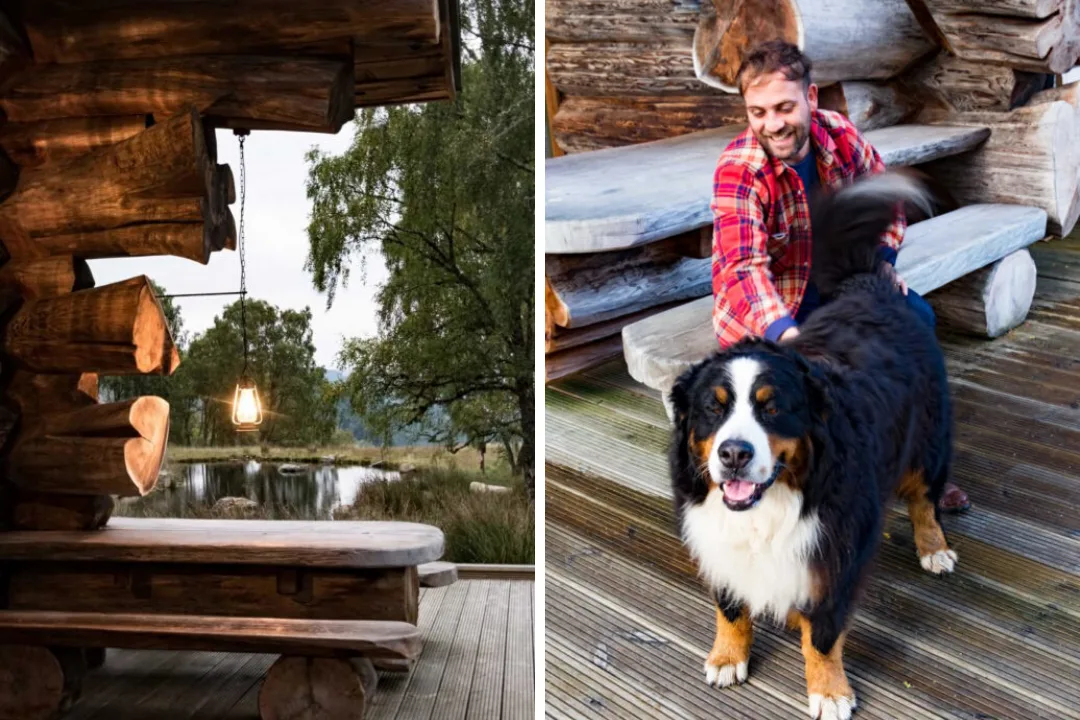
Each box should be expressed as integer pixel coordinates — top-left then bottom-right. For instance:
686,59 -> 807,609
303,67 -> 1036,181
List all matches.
711,161 -> 793,339
848,124 -> 905,261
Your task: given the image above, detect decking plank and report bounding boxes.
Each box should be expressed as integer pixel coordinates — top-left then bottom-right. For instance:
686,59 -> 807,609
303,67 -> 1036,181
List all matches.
431,581 -> 489,720
466,581 -> 511,720
503,581 -> 534,720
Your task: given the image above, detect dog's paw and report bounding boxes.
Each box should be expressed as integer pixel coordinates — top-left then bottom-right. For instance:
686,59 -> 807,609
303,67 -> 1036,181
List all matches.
808,692 -> 857,720
704,658 -> 748,688
920,548 -> 958,575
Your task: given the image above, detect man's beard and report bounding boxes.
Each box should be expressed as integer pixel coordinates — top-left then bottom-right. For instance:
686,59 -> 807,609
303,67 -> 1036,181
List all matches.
757,122 -> 809,161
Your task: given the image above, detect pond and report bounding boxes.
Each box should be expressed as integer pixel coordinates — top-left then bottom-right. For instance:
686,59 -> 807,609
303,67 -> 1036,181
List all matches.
121,461 -> 401,520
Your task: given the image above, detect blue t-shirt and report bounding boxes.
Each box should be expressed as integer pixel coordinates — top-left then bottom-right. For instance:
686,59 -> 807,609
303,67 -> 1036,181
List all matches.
790,149 -> 820,203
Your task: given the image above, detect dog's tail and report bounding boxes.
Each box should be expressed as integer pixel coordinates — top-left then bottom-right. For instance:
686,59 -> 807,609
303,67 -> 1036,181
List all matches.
809,171 -> 936,297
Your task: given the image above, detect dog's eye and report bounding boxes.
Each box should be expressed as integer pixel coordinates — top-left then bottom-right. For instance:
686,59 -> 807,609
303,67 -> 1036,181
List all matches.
763,402 -> 778,416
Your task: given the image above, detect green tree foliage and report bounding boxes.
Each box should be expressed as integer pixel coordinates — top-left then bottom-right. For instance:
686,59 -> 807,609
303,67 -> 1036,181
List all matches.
102,284 -> 338,447
304,0 -> 534,487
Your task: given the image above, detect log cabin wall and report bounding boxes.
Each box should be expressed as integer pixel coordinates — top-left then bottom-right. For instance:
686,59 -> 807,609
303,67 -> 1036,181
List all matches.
0,0 -> 460,531
544,0 -> 1080,380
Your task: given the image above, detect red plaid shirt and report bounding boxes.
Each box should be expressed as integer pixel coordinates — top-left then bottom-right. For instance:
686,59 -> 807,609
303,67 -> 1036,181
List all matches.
710,109 -> 905,347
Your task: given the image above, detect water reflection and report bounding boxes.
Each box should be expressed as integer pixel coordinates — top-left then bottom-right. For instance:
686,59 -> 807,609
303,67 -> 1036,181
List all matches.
126,462 -> 401,519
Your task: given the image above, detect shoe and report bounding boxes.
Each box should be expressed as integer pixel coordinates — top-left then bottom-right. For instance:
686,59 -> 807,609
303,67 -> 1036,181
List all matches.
938,482 -> 970,513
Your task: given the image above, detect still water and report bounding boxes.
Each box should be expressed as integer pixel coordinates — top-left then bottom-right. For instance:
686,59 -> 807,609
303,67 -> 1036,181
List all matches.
123,461 -> 401,519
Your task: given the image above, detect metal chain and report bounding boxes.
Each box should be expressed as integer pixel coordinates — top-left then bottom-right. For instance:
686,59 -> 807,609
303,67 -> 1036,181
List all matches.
238,133 -> 249,374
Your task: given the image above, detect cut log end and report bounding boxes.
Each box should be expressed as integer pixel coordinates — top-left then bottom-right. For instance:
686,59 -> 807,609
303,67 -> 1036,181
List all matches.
258,656 -> 377,720
0,645 -> 66,720
928,249 -> 1037,338
693,0 -> 800,91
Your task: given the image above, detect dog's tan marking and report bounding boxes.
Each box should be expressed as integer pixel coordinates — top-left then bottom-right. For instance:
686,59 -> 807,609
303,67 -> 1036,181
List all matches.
755,385 -> 774,403
768,434 -> 809,490
690,430 -> 715,477
798,614 -> 855,715
704,604 -> 752,686
714,386 -> 729,405
895,469 -> 953,563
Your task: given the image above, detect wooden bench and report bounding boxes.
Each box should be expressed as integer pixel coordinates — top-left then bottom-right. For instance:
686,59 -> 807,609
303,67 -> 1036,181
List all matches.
622,204 -> 1049,415
545,123 -> 991,255
0,517 -> 445,720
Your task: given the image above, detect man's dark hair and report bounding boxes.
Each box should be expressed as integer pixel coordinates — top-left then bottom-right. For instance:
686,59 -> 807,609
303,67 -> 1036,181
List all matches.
735,40 -> 812,95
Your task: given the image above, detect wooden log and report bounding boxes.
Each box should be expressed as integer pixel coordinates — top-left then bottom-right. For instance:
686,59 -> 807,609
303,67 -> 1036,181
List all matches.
11,492 -> 114,531
0,108 -> 216,260
5,372 -> 99,416
545,0 -> 699,43
927,249 -> 1038,338
3,275 -> 180,375
817,81 -> 920,131
0,646 -> 65,720
547,301 -> 686,354
551,94 -> 748,153
0,256 -> 85,300
22,1 -> 439,64
903,53 -> 1050,113
417,561 -> 458,587
546,335 -> 624,383
33,224 -> 216,265
0,57 -> 356,134
0,11 -> 29,87
0,116 -> 150,167
911,0 -> 1080,74
692,0 -> 935,92
547,42 -> 708,96
48,647 -> 86,715
7,396 -> 169,497
259,656 -> 377,720
920,101 -> 1080,235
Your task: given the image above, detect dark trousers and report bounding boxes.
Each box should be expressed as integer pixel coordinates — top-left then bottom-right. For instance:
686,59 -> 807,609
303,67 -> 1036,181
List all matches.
795,281 -> 936,329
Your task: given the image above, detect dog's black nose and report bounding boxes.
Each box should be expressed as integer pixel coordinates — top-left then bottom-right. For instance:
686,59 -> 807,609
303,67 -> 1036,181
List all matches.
718,440 -> 754,471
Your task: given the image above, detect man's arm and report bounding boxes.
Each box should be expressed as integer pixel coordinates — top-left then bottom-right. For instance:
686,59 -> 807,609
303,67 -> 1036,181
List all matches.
711,162 -> 794,342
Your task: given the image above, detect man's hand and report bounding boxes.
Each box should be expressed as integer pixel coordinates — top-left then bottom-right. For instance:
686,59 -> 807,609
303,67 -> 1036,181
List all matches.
779,327 -> 800,343
881,263 -> 908,295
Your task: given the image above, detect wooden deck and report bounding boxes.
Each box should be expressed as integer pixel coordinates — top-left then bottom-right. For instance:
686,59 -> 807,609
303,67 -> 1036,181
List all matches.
62,580 -> 533,720
545,235 -> 1080,719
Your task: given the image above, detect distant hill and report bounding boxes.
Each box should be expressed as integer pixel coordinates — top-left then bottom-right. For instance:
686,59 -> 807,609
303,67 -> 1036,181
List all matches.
323,368 -> 432,446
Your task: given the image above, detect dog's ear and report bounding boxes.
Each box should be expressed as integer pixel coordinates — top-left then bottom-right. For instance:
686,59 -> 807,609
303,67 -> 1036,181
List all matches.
668,358 -> 709,510
668,362 -> 699,428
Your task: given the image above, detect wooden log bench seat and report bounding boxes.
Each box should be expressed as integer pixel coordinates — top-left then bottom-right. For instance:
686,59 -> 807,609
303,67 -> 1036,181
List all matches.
621,204 -> 1049,415
0,517 -> 445,720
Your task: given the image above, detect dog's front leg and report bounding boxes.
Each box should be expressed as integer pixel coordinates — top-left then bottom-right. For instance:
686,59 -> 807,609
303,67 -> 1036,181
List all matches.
704,590 -> 752,688
798,612 -> 856,720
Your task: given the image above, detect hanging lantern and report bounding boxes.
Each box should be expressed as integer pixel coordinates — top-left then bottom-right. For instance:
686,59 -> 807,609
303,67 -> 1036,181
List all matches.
232,375 -> 263,431
230,128 -> 266,432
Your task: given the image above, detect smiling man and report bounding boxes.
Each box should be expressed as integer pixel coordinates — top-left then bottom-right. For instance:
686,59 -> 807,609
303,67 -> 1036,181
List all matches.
709,40 -> 969,513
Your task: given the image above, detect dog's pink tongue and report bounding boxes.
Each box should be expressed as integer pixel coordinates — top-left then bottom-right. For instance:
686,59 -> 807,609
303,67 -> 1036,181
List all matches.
724,480 -> 756,502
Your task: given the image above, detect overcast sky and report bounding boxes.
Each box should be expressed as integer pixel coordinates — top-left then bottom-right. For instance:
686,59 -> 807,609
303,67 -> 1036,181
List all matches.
88,122 -> 387,372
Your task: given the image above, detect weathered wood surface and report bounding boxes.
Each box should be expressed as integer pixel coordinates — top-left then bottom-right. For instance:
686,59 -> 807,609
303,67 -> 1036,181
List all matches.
260,656 -> 377,720
0,645 -> 67,720
21,0 -> 440,63
547,301 -> 685,354
0,611 -> 422,659
905,52 -> 1049,113
0,56 -> 355,133
928,248 -> 1038,338
0,256 -> 83,299
418,561 -> 459,587
693,0 -> 935,92
546,124 -> 989,254
10,493 -> 113,532
547,42 -> 710,96
0,108 -> 225,260
922,101 -> 1080,235
545,0 -> 699,42
34,223 -> 221,265
0,518 -> 445,568
0,116 -> 149,167
551,94 -> 746,154
817,81 -> 919,132
912,0 -> 1080,73
546,335 -> 624,383
4,371 -> 98,415
7,563 -> 420,623
621,204 -> 1048,395
3,275 -> 180,375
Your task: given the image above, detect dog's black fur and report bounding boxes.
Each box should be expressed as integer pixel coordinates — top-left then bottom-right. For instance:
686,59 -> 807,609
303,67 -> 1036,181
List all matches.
669,173 -> 953,656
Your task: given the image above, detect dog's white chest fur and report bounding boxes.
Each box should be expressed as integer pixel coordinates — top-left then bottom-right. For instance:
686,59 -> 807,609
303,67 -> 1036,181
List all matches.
681,483 -> 822,622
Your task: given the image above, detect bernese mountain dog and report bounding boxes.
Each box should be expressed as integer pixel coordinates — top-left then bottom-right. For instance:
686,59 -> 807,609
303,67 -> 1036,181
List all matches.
669,173 -> 956,720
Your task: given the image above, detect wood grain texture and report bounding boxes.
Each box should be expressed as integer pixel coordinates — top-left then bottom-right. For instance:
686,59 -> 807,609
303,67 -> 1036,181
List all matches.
547,301 -> 686,354
0,645 -> 65,720
0,517 -> 445,568
259,656 -> 376,720
10,493 -> 114,531
0,611 -> 422,659
693,0 -> 935,92
546,0 -> 700,42
33,223 -> 216,265
0,256 -> 79,299
546,335 -> 625,382
621,204 -> 1048,393
3,276 -> 179,375
0,56 -> 355,133
928,248 -> 1038,338
21,0 -> 440,63
418,561 -> 459,587
0,116 -> 149,167
546,124 -> 989,253
547,41 -> 710,96
817,81 -> 920,132
6,395 -> 170,497
904,52 -> 1049,113
7,563 -> 419,623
